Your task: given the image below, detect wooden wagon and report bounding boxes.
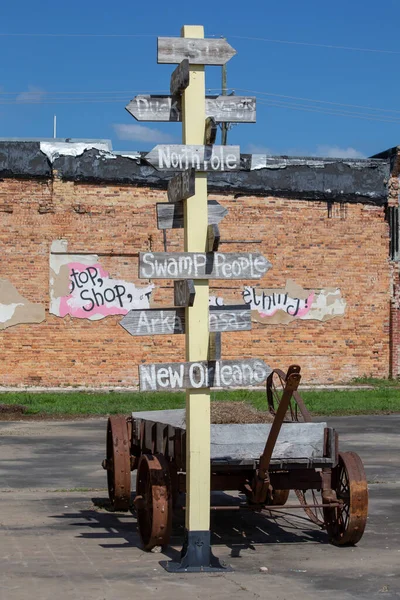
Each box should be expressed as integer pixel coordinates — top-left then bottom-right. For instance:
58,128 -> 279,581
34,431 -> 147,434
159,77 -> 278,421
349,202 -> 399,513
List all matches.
102,365 -> 368,551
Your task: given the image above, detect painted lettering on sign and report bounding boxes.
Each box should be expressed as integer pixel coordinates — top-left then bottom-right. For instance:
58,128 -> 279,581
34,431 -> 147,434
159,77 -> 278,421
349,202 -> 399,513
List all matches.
52,260 -> 154,320
145,144 -> 241,172
243,286 -> 314,318
139,359 -> 271,391
139,252 -> 271,280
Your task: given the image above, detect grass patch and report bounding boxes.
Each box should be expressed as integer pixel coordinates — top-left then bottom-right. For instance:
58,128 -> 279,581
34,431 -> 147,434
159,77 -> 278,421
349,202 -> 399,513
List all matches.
0,387 -> 399,417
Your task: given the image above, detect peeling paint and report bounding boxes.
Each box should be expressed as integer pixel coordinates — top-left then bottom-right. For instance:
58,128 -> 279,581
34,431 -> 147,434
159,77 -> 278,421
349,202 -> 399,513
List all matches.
0,279 -> 45,330
242,280 -> 346,324
40,140 -> 112,162
49,240 -> 154,320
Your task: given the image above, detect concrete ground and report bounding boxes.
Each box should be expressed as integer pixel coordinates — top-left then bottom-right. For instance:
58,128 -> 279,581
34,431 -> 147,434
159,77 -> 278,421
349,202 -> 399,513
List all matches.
0,414 -> 399,599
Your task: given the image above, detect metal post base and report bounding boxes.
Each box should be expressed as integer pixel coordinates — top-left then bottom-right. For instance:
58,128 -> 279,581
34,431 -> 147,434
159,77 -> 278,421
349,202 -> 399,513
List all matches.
160,530 -> 232,573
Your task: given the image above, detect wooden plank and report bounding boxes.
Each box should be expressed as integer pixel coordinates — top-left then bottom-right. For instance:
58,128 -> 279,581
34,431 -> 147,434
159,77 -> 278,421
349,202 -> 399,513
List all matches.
119,305 -> 252,336
207,223 -> 220,252
167,168 -> 195,203
144,144 -> 240,172
156,200 -> 228,230
208,332 -> 221,360
139,358 -> 271,391
170,59 -> 190,96
125,95 -> 256,123
139,251 -> 271,280
158,37 -> 236,65
174,279 -> 195,307
204,117 -> 217,145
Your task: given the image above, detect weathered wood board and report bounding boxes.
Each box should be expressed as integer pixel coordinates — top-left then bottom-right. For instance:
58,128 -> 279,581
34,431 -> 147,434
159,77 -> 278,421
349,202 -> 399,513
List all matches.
204,117 -> 217,145
125,95 -> 256,123
120,305 -> 251,336
139,358 -> 271,391
156,200 -> 228,230
174,279 -> 196,307
139,252 -> 271,280
208,332 -> 221,360
158,37 -> 236,65
167,168 -> 195,203
170,59 -> 190,96
145,144 -> 241,172
207,223 -> 220,252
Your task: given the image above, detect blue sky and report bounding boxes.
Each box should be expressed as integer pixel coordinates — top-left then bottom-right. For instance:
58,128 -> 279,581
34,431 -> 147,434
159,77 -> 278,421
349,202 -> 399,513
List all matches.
1,0 -> 400,158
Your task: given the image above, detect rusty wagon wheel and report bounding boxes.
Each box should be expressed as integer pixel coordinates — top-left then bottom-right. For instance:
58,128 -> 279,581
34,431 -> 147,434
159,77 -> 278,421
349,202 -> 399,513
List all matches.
323,451 -> 368,546
135,453 -> 172,551
267,489 -> 290,506
105,416 -> 131,511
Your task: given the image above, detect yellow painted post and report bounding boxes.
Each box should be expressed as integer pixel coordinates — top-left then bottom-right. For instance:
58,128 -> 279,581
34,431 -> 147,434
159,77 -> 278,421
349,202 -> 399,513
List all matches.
181,25 -> 211,535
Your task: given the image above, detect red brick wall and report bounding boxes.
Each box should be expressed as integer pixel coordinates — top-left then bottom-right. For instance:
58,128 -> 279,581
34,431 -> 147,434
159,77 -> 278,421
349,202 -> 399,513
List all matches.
0,176 -> 391,386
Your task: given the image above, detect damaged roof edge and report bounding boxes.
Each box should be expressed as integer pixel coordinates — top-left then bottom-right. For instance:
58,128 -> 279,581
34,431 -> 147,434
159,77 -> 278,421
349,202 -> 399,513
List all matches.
0,140 -> 391,204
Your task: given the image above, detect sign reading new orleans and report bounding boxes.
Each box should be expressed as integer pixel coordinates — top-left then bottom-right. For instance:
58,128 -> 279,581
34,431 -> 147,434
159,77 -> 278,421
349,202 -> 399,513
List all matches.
139,358 -> 271,391
145,144 -> 241,171
139,252 -> 271,280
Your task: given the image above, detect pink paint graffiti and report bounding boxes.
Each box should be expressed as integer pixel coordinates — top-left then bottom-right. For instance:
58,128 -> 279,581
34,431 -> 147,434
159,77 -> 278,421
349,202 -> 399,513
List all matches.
58,263 -> 153,319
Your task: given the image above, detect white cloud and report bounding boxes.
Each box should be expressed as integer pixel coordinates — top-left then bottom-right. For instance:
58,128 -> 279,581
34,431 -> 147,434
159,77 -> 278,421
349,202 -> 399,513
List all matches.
113,124 -> 177,144
246,143 -> 274,155
16,85 -> 46,103
316,145 -> 365,159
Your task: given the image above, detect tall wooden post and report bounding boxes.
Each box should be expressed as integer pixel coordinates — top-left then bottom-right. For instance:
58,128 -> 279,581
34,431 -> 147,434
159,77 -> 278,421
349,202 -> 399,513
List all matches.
179,24 -> 215,569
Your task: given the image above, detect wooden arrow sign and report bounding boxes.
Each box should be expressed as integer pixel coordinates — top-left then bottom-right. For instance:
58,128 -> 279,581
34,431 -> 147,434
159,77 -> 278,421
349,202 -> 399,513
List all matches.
126,95 -> 256,123
204,117 -> 217,145
120,305 -> 251,336
170,59 -> 190,96
168,168 -> 195,203
139,252 -> 271,280
145,144 -> 241,172
207,224 -> 220,252
174,279 -> 195,306
158,37 -> 236,65
156,200 -> 228,230
139,358 -> 271,391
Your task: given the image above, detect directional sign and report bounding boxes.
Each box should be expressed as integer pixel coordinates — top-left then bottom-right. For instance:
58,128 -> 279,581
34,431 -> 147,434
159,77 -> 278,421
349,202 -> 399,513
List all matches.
168,168 -> 195,203
139,252 -> 271,280
145,144 -> 241,172
120,305 -> 251,336
140,358 -> 271,391
207,224 -> 220,252
126,95 -> 256,123
170,59 -> 190,96
204,117 -> 217,145
174,279 -> 195,307
156,200 -> 228,230
158,37 -> 236,65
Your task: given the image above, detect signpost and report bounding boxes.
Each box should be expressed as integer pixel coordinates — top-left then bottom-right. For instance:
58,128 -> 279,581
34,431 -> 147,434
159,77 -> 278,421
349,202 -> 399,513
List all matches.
126,94 -> 257,123
156,199 -> 227,229
174,279 -> 196,307
119,305 -> 251,336
167,168 -> 195,203
139,251 -> 271,280
144,144 -> 241,172
124,25 -> 264,572
170,59 -> 190,96
139,358 -> 271,391
157,37 -> 236,65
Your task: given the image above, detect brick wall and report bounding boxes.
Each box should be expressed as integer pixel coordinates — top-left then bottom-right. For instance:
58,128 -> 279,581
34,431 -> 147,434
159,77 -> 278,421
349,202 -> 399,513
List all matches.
0,176 -> 391,386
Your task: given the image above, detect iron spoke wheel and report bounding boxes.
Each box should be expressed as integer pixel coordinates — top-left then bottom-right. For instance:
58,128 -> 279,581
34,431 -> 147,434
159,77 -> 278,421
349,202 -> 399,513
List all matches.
106,416 -> 131,511
323,451 -> 368,546
135,453 -> 172,551
295,489 -> 325,527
